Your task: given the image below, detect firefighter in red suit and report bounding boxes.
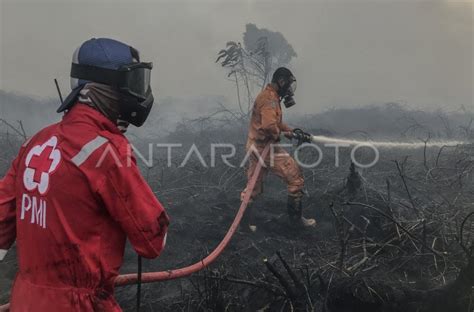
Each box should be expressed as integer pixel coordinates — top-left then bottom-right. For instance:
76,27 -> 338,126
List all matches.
0,38 -> 169,311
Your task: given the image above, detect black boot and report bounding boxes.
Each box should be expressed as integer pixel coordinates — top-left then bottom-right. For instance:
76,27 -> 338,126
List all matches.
243,201 -> 257,232
287,195 -> 316,227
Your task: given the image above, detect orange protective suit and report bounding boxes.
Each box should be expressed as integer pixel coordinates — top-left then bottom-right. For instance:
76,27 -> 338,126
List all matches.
240,84 -> 304,201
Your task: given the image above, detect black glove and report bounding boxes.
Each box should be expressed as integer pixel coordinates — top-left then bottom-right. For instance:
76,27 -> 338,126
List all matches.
292,128 -> 312,146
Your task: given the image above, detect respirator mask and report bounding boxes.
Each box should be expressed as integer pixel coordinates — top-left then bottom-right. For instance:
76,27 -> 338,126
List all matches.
280,78 -> 297,108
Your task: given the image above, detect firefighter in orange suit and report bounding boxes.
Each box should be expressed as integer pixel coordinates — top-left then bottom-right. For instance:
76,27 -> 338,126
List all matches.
241,67 -> 316,232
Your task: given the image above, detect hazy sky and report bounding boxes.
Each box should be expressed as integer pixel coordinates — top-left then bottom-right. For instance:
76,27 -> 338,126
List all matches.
0,0 -> 472,114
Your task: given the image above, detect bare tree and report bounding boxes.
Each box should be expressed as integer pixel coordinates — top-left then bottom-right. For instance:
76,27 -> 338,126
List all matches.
216,24 -> 297,116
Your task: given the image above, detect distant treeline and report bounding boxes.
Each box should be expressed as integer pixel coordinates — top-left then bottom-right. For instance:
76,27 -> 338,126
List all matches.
1,90 -> 472,141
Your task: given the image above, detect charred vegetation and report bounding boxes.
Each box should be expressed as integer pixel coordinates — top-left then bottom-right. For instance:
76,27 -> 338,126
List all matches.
1,104 -> 473,311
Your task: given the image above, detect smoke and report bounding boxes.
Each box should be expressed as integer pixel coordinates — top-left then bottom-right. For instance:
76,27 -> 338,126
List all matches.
1,1 -> 472,114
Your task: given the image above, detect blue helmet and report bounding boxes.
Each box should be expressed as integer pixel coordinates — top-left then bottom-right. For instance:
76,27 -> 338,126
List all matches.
58,38 -> 154,127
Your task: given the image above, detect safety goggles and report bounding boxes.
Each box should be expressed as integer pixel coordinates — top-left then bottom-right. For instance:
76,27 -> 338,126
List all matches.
70,62 -> 153,100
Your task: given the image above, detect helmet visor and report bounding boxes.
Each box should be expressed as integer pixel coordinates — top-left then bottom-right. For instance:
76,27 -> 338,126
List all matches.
120,62 -> 153,100
70,61 -> 153,100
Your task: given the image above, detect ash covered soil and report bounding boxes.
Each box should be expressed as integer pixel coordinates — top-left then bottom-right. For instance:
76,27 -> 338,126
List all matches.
110,142 -> 474,312
1,141 -> 473,312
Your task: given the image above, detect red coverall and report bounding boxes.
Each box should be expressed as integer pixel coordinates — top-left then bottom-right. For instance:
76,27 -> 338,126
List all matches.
0,104 -> 169,311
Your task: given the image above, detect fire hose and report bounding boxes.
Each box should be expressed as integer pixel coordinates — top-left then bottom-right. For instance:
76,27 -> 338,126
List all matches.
114,144 -> 271,286
0,147 -> 269,311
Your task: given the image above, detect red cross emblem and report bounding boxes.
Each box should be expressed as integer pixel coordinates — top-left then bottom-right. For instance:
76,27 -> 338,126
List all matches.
23,136 -> 62,195
29,146 -> 55,183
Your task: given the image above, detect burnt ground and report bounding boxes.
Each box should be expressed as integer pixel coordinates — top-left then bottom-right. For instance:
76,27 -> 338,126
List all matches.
1,120 -> 474,311
110,142 -> 473,312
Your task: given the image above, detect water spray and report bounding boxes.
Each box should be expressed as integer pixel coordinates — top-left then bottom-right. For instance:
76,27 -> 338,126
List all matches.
309,135 -> 468,149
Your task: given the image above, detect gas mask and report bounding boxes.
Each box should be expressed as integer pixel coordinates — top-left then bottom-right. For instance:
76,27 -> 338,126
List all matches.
279,78 -> 297,108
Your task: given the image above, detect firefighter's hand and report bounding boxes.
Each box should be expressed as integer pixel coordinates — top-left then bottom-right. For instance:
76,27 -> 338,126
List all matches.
292,128 -> 312,146
283,131 -> 294,140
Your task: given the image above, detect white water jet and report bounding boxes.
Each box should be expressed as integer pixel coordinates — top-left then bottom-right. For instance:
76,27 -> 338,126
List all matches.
310,135 -> 468,149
